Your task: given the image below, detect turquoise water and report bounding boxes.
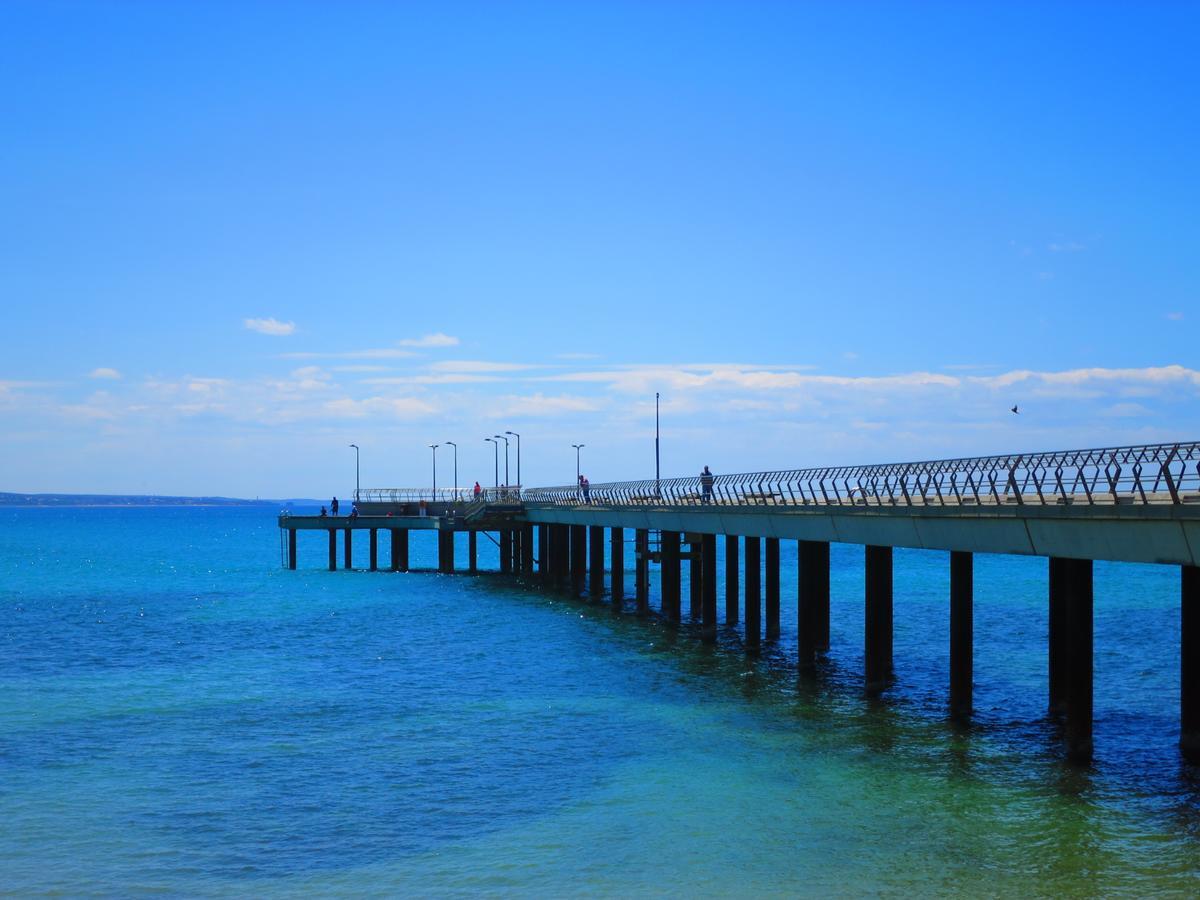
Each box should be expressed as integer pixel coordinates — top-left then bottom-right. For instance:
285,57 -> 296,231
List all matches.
2,507 -> 1199,896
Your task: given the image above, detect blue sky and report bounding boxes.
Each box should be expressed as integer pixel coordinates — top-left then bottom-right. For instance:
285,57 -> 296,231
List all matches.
1,1 -> 1196,496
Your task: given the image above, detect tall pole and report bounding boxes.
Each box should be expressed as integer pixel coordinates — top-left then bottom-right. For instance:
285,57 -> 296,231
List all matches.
494,435 -> 509,486
485,438 -> 498,488
349,443 -> 360,500
655,392 -> 661,498
429,444 -> 438,498
572,443 -> 585,491
505,431 -> 521,488
446,442 -> 458,495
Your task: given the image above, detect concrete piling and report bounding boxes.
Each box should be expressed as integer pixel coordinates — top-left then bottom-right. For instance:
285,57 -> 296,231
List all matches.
745,536 -> 761,647
950,550 -> 973,720
611,528 -> 624,602
765,537 -> 780,639
865,545 -> 893,694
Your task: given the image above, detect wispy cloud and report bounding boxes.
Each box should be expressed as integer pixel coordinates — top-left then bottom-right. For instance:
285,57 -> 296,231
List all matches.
1167,311 -> 1185,321
279,348 -> 415,360
1048,241 -> 1086,253
244,317 -> 296,336
430,360 -> 541,373
398,332 -> 459,348
88,367 -> 121,380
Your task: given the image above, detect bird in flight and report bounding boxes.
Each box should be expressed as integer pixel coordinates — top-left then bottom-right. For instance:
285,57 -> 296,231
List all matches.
1011,404 -> 1020,415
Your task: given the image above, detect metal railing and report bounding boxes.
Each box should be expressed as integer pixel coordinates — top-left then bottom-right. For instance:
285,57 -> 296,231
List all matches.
355,486 -> 523,505
521,442 -> 1200,509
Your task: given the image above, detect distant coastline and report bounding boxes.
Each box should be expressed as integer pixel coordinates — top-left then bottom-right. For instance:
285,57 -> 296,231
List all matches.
0,492 -> 324,509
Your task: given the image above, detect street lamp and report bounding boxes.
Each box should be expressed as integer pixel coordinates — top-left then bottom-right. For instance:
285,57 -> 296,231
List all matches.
655,391 -> 661,499
349,443 -> 360,501
572,443 -> 585,490
505,431 -> 521,488
493,434 -> 509,486
485,437 -> 499,488
445,441 -> 458,496
429,444 -> 439,499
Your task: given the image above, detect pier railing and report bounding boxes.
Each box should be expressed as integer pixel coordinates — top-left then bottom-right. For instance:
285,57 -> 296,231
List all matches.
355,486 -> 523,505
522,442 -> 1200,508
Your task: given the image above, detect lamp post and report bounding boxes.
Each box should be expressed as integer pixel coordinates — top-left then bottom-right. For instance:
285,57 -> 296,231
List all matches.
655,391 -> 661,499
572,443 -> 585,495
493,434 -> 509,486
505,431 -> 521,488
485,437 -> 499,488
445,441 -> 458,496
429,444 -> 439,499
349,443 -> 360,501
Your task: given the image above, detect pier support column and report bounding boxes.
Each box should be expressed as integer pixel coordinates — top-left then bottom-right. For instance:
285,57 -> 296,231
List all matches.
570,525 -> 587,592
765,537 -> 780,639
397,529 -> 410,572
522,525 -> 535,576
1048,557 -> 1068,713
725,535 -> 739,624
288,530 -> 297,570
511,529 -> 521,574
369,529 -> 378,572
590,526 -> 605,596
1183,566 -> 1200,758
865,545 -> 893,694
950,551 -> 973,721
328,529 -> 336,571
745,536 -> 761,648
469,531 -> 478,574
661,531 -> 682,622
798,540 -> 829,672
635,529 -> 650,613
611,528 -> 624,603
688,536 -> 702,619
1064,557 -> 1094,763
343,528 -> 353,570
500,531 -> 512,574
538,525 -> 549,580
553,525 -> 571,582
702,533 -> 717,642
389,530 -> 400,571
438,530 -> 455,574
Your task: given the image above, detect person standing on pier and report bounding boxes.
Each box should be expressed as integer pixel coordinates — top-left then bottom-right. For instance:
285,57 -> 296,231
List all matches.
582,476 -> 591,504
700,465 -> 715,503
473,481 -> 482,499
331,496 -> 339,516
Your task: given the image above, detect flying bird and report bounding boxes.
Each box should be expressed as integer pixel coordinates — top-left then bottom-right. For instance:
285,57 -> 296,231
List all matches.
1011,405 -> 1020,415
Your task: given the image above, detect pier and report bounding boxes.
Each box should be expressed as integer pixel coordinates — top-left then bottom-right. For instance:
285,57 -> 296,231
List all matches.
279,440 -> 1200,764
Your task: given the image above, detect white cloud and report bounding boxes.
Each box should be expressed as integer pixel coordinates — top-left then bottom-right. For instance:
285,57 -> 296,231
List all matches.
398,332 -> 459,348
1048,241 -> 1085,253
490,393 -> 601,417
430,360 -> 539,373
244,317 -> 297,336
1167,312 -> 1185,321
88,367 -> 121,380
322,397 -> 436,419
279,348 -> 414,360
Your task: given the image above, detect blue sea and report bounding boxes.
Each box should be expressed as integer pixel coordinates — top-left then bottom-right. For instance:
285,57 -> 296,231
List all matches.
2,507 -> 1199,896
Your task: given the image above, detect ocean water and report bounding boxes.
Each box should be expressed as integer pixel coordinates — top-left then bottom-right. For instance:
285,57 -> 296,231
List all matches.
2,507 -> 1199,896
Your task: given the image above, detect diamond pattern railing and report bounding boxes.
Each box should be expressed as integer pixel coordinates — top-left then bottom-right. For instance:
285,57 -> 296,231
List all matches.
520,442 -> 1200,509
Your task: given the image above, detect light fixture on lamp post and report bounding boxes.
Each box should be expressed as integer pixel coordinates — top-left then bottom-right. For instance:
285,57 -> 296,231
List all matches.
572,443 -> 585,496
485,437 -> 499,488
349,443 -> 360,501
429,444 -> 439,499
493,434 -> 509,486
504,431 -> 520,489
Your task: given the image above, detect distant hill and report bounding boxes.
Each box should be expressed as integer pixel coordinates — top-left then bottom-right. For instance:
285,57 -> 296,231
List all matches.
0,493 -> 326,508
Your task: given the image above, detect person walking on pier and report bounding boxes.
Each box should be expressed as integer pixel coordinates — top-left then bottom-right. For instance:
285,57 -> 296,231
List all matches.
700,465 -> 715,503
473,481 -> 482,499
331,496 -> 339,516
582,475 -> 591,504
